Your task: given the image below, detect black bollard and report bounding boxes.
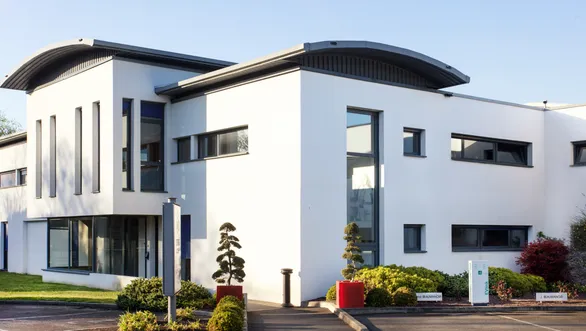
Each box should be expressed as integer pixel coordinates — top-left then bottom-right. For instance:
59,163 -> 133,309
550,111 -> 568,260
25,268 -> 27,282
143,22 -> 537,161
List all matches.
281,268 -> 293,307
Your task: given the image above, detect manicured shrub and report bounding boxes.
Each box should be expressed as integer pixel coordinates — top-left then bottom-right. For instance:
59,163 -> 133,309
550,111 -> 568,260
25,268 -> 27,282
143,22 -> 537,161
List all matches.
365,288 -> 392,307
387,265 -> 446,292
391,287 -> 417,306
492,280 -> 513,302
166,320 -> 203,331
326,285 -> 336,301
442,272 -> 469,300
341,222 -> 364,280
516,238 -> 569,283
355,266 -> 436,294
214,301 -> 244,316
217,295 -> 245,309
523,274 -> 547,293
118,311 -> 159,331
489,267 -> 532,297
552,281 -> 580,299
116,277 -> 214,311
208,308 -> 243,331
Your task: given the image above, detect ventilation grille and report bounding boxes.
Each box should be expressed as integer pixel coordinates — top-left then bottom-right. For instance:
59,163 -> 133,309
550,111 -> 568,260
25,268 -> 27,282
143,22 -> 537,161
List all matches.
297,54 -> 432,88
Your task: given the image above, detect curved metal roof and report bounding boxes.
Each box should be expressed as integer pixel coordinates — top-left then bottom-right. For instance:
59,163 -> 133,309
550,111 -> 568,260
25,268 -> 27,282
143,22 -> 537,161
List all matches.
1,38 -> 234,91
156,40 -> 470,98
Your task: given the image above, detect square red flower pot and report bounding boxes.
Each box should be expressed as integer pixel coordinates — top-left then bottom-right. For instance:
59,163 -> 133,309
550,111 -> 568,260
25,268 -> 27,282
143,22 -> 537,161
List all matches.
216,285 -> 243,303
336,280 -> 364,308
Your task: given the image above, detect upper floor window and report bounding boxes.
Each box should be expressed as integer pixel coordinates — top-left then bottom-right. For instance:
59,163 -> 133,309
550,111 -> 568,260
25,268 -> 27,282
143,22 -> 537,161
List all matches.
18,168 -> 27,186
0,171 -> 15,188
198,127 -> 248,159
452,225 -> 529,252
451,134 -> 530,166
176,137 -> 191,163
122,100 -> 132,190
573,141 -> 586,166
140,101 -> 165,191
403,128 -> 424,156
404,224 -> 425,253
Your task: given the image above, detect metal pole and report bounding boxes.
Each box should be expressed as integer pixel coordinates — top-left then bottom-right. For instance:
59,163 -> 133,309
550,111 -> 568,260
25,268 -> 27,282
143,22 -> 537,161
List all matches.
281,268 -> 293,307
168,296 -> 176,323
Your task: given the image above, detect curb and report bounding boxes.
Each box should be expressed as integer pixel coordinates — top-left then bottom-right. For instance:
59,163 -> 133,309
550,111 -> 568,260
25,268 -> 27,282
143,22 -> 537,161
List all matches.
0,300 -> 119,310
308,301 -> 368,331
343,305 -> 586,316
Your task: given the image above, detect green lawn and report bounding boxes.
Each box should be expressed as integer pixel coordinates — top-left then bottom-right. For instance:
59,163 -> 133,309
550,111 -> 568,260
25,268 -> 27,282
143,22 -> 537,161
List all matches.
0,272 -> 119,303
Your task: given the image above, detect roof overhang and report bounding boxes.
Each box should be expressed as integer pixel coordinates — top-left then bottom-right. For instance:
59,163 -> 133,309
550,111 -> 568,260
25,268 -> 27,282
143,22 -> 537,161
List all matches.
0,131 -> 27,148
1,38 -> 234,91
156,40 -> 470,99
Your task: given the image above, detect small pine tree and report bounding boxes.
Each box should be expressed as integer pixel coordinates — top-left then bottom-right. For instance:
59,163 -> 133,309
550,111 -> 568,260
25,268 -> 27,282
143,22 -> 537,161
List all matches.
212,222 -> 245,285
342,222 -> 364,281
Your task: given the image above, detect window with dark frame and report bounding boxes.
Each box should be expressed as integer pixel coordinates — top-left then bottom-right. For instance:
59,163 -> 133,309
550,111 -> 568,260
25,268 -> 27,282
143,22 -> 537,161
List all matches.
573,141 -> 586,165
176,137 -> 191,163
403,128 -> 423,156
451,134 -> 530,166
197,127 -> 248,159
451,225 -> 529,251
18,168 -> 27,185
404,225 -> 424,252
140,101 -> 165,192
122,100 -> 132,190
0,171 -> 15,188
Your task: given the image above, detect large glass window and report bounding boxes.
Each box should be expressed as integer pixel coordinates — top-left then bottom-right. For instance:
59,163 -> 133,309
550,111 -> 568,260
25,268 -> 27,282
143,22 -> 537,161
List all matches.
141,101 -> 165,191
48,218 -> 93,271
452,225 -> 529,251
451,134 -> 530,166
0,171 -> 15,188
94,216 -> 143,276
198,127 -> 248,159
347,110 -> 379,265
122,100 -> 132,190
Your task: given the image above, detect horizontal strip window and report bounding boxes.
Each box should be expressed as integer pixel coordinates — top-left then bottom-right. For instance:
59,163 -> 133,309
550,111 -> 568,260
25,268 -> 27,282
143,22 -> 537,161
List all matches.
0,170 -> 16,188
572,141 -> 586,166
451,134 -> 531,166
198,126 -> 248,159
452,225 -> 529,252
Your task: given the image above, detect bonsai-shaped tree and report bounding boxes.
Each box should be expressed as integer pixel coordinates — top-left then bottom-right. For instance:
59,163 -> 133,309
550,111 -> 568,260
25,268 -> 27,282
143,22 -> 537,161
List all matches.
212,222 -> 245,285
342,222 -> 364,281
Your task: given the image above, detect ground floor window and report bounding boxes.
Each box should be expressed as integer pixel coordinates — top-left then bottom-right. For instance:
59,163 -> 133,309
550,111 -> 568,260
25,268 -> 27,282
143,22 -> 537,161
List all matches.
181,215 -> 191,281
452,225 -> 529,251
48,215 -> 160,277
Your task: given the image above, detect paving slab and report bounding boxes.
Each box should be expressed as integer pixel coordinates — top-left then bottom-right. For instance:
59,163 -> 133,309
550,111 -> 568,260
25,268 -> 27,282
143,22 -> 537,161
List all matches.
247,300 -> 351,330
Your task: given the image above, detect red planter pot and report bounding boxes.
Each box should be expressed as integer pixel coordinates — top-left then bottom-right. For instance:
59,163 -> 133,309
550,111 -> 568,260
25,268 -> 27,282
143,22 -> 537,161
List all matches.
336,280 -> 364,308
216,285 -> 244,303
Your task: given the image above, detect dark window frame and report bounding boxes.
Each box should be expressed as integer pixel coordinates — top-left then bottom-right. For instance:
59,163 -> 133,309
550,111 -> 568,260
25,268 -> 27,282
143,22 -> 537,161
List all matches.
197,126 -> 249,159
140,101 -> 166,192
403,224 -> 425,253
0,170 -> 16,188
122,99 -> 133,191
403,128 -> 423,156
451,133 -> 531,167
176,137 -> 191,163
451,225 -> 529,252
18,168 -> 27,186
572,141 -> 586,166
347,108 -> 380,266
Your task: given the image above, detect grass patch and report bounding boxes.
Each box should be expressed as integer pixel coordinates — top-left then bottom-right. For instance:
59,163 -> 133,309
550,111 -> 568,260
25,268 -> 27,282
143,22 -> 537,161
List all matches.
0,272 -> 119,303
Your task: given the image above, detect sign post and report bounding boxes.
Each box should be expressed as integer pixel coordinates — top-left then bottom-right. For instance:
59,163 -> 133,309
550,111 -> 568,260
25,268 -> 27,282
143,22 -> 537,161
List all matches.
163,198 -> 182,323
468,260 -> 489,306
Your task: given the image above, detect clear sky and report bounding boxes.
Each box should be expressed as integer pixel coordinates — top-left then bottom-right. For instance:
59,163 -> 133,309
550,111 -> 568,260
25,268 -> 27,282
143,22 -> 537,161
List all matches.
0,0 -> 584,129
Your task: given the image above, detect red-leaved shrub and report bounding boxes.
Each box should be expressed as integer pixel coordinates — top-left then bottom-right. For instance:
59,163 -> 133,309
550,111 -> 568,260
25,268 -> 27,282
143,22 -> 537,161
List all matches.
516,238 -> 569,283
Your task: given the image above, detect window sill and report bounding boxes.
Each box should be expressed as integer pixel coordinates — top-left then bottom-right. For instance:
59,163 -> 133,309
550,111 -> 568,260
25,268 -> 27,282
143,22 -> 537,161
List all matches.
42,268 -> 90,276
451,158 -> 533,168
171,152 -> 249,165
140,190 -> 168,193
49,195 -> 56,198
404,154 -> 427,158
73,193 -> 82,196
570,164 -> 586,167
92,190 -> 100,194
404,250 -> 427,254
122,189 -> 135,192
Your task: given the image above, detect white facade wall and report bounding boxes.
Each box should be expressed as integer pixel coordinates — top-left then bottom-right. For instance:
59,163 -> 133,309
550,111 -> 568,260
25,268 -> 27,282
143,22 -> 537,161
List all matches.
545,106 -> 586,239
168,71 -> 302,305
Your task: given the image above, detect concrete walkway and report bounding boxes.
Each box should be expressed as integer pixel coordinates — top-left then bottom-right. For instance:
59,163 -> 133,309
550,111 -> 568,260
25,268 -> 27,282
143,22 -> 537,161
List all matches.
247,300 -> 351,330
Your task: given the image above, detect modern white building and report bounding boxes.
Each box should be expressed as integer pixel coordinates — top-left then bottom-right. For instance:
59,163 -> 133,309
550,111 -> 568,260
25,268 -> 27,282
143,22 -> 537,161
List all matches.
1,38 -> 586,305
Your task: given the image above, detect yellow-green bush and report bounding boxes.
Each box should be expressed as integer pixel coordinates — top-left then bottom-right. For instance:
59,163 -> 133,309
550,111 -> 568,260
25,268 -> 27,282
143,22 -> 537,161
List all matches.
488,267 -> 532,297
355,266 -> 436,294
524,274 -> 547,293
217,295 -> 245,309
387,265 -> 446,291
365,288 -> 392,307
326,285 -> 336,301
118,311 -> 159,331
208,297 -> 244,331
391,287 -> 417,306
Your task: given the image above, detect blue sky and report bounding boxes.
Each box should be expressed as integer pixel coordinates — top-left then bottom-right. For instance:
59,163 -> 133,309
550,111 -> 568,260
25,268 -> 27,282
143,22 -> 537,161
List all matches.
0,0 -> 584,129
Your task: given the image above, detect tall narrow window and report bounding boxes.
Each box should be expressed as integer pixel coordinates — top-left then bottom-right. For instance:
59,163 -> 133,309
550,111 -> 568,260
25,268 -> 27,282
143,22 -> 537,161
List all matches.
35,120 -> 42,198
140,101 -> 165,192
75,108 -> 82,195
49,115 -> 56,197
347,109 -> 379,266
176,137 -> 191,163
122,99 -> 132,190
92,102 -> 100,192
18,168 -> 27,185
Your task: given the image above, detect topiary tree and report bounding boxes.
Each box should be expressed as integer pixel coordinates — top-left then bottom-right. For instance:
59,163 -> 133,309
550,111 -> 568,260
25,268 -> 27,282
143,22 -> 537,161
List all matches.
342,222 -> 364,281
212,222 -> 245,286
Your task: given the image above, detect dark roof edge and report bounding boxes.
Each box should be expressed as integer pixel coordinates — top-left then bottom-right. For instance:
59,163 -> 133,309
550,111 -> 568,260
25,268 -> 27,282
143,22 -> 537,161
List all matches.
0,131 -> 27,147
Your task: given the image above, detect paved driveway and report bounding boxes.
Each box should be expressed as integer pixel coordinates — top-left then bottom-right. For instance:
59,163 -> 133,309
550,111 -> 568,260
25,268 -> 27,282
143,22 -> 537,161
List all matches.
247,301 -> 350,330
357,311 -> 586,331
0,304 -> 120,331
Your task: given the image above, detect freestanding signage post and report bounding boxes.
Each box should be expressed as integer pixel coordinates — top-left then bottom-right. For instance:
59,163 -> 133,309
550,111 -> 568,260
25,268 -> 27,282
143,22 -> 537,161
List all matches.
468,260 -> 489,306
163,198 -> 182,323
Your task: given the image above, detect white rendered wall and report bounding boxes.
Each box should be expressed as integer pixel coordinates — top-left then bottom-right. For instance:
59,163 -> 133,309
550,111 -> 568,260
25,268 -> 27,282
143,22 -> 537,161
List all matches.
300,70 -> 546,293
545,106 -> 586,239
168,71 -> 302,305
43,270 -> 137,291
0,141 -> 27,273
25,221 -> 47,275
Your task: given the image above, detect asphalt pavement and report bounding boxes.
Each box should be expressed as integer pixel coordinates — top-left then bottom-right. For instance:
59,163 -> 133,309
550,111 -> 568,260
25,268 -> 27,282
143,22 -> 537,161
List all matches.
247,300 -> 351,330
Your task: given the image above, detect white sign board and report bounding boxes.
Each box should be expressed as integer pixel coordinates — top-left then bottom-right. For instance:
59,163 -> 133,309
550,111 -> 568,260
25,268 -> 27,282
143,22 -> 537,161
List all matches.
468,260 -> 489,306
163,200 -> 182,296
536,292 -> 567,302
416,293 -> 443,302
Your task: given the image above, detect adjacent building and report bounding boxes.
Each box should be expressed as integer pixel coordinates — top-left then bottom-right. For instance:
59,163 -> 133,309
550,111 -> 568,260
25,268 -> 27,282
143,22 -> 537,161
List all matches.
1,39 -> 585,305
